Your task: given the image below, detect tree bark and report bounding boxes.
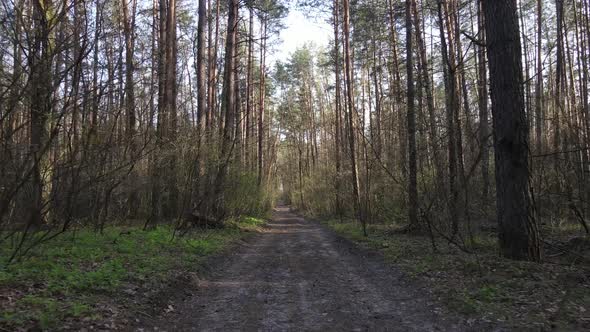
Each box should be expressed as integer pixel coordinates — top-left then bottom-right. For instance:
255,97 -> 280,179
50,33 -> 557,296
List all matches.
29,0 -> 54,228
477,0 -> 490,202
246,4 -> 254,170
166,0 -> 178,216
483,0 -> 541,261
437,0 -> 459,236
332,0 -> 343,219
196,0 -> 207,135
213,0 -> 238,214
342,0 -> 366,235
258,16 -> 267,186
194,0 -> 207,198
121,0 -> 138,217
411,0 -> 442,196
406,0 -> 418,229
534,0 -> 543,153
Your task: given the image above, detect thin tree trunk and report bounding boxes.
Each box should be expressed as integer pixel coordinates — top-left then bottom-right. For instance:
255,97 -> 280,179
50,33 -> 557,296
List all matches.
406,0 -> 419,231
213,0 -> 238,214
121,0 -> 138,217
387,0 -> 405,177
534,0 -> 543,153
29,0 -> 54,228
246,5 -> 254,170
437,0 -> 459,236
258,17 -> 267,186
166,0 -> 178,216
151,0 -> 167,222
333,0 -> 343,219
342,0 -> 365,235
194,0 -> 207,200
411,0 -> 442,196
477,0 -> 490,202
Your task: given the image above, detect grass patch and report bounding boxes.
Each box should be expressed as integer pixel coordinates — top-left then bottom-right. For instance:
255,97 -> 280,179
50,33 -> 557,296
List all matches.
226,216 -> 266,231
0,216 -> 265,330
323,219 -> 590,330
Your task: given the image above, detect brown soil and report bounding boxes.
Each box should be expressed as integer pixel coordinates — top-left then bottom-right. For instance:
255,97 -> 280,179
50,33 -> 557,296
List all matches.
137,206 -> 492,331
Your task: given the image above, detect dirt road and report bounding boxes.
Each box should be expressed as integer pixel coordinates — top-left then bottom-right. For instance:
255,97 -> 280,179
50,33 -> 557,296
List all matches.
140,206 -> 472,331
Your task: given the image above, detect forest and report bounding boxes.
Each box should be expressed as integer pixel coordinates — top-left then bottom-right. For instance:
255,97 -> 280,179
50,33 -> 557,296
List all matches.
0,0 -> 589,330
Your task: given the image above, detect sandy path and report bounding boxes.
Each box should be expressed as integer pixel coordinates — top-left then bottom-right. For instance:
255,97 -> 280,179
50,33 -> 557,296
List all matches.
139,206 -> 470,331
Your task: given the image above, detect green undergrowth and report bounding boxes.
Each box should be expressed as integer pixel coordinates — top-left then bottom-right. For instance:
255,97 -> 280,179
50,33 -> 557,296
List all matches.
324,219 -> 590,330
0,216 -> 265,330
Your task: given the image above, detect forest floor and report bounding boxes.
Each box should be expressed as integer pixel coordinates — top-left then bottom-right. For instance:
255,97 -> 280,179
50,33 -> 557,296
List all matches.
138,206 -> 489,331
322,218 -> 590,331
4,208 -> 587,330
0,217 -> 265,331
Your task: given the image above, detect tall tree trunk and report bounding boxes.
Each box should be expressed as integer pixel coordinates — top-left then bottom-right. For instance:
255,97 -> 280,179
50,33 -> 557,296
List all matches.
29,0 -> 54,228
575,0 -> 590,215
258,17 -> 267,186
196,0 -> 207,135
92,0 -> 102,138
151,0 -> 168,222
121,0 -> 138,217
554,0 -> 566,190
213,0 -> 238,213
406,0 -> 418,230
333,0 -> 343,219
5,0 -> 24,154
437,0 -> 459,236
214,0 -> 220,127
386,0 -> 405,177
342,0 -> 365,235
245,4 -> 254,170
166,0 -> 178,216
207,0 -> 219,129
371,35 -> 382,158
411,0 -> 442,196
518,0 -> 533,136
483,0 -> 541,261
194,0 -> 207,200
534,0 -> 543,152
477,0 -> 490,202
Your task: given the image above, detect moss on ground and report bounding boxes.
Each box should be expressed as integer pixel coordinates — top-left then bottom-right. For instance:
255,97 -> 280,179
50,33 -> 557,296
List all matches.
0,216 -> 265,330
